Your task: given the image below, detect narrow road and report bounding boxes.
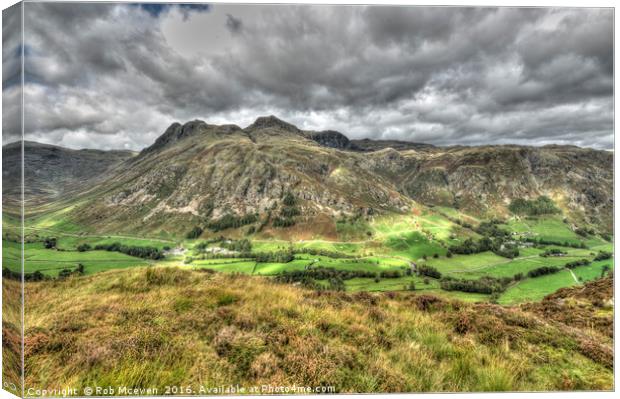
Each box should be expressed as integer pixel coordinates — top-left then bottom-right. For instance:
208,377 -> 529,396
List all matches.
567,268 -> 581,284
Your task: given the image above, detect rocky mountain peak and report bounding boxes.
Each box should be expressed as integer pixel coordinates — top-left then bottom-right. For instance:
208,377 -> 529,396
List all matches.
246,115 -> 301,133
306,130 -> 353,150
141,120 -> 208,154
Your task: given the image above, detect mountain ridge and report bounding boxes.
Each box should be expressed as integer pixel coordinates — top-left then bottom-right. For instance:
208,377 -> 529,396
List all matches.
4,116 -> 613,237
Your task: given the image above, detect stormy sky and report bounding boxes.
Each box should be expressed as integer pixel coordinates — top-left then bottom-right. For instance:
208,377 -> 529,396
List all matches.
2,3 -> 614,150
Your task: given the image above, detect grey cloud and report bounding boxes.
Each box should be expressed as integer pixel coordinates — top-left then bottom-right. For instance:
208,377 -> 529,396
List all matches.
226,14 -> 242,34
5,3 -> 613,150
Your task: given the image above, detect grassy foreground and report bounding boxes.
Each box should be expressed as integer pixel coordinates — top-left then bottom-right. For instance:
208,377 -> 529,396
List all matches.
18,267 -> 612,394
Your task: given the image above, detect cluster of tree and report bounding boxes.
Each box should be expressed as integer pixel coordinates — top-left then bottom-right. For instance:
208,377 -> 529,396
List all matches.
296,247 -> 356,259
474,221 -> 510,238
206,214 -> 258,232
77,243 -> 92,252
417,264 -> 442,279
448,236 -> 519,259
275,266 -> 405,291
272,216 -> 296,228
271,192 -> 300,228
574,227 -> 596,237
524,237 -> 587,249
540,248 -> 567,257
508,196 -> 560,216
449,238 -> 487,255
3,267 -> 45,282
3,263 -> 85,282
254,250 -> 295,263
594,251 -> 612,261
58,264 -> 85,279
494,244 -> 520,259
94,242 -> 164,260
195,253 -> 252,260
282,191 -> 297,206
220,239 -> 252,253
280,206 -> 300,218
186,226 -> 203,239
440,276 -> 511,294
44,237 -> 57,249
194,237 -> 226,251
527,266 -> 560,278
379,270 -> 403,278
565,259 -> 591,269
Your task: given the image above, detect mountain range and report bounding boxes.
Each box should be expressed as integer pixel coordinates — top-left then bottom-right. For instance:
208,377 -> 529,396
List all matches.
3,115 -> 613,237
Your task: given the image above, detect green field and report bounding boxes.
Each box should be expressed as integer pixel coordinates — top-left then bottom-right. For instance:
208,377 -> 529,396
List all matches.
2,240 -> 149,277
498,269 -> 578,305
24,249 -> 148,277
500,216 -> 583,245
4,201 -> 613,305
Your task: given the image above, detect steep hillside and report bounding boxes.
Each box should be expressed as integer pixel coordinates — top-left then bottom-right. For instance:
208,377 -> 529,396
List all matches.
19,267 -> 613,393
16,116 -> 613,237
2,141 -> 135,207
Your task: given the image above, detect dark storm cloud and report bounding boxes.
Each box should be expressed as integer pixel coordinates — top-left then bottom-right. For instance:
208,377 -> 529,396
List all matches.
8,3 -> 614,150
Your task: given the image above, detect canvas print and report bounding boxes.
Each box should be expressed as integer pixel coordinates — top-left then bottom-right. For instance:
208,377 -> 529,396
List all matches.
1,2 -> 614,396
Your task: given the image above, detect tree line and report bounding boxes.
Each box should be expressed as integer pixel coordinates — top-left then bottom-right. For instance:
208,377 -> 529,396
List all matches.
94,242 -> 164,260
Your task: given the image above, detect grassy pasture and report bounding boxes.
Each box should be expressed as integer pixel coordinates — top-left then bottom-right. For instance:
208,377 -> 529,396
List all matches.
383,231 -> 446,260
571,259 -> 614,283
1,240 -> 148,277
22,249 -> 147,277
452,254 -> 595,280
500,216 -> 583,245
498,269 -> 578,305
192,260 -> 257,273
425,251 -> 507,274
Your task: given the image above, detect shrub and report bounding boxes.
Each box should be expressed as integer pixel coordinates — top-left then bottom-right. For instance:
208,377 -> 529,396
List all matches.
594,251 -> 612,261
282,191 -> 296,206
527,266 -> 560,278
417,265 -> 441,279
44,237 -> 57,249
186,226 -> 203,239
58,268 -> 73,279
565,259 -> 591,269
77,243 -> 92,252
380,270 -> 402,279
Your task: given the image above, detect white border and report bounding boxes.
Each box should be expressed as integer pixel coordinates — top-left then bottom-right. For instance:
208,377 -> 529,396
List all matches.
0,1 -> 616,399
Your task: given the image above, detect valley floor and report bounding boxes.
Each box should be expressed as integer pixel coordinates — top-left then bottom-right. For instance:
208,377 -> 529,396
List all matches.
2,206 -> 615,394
